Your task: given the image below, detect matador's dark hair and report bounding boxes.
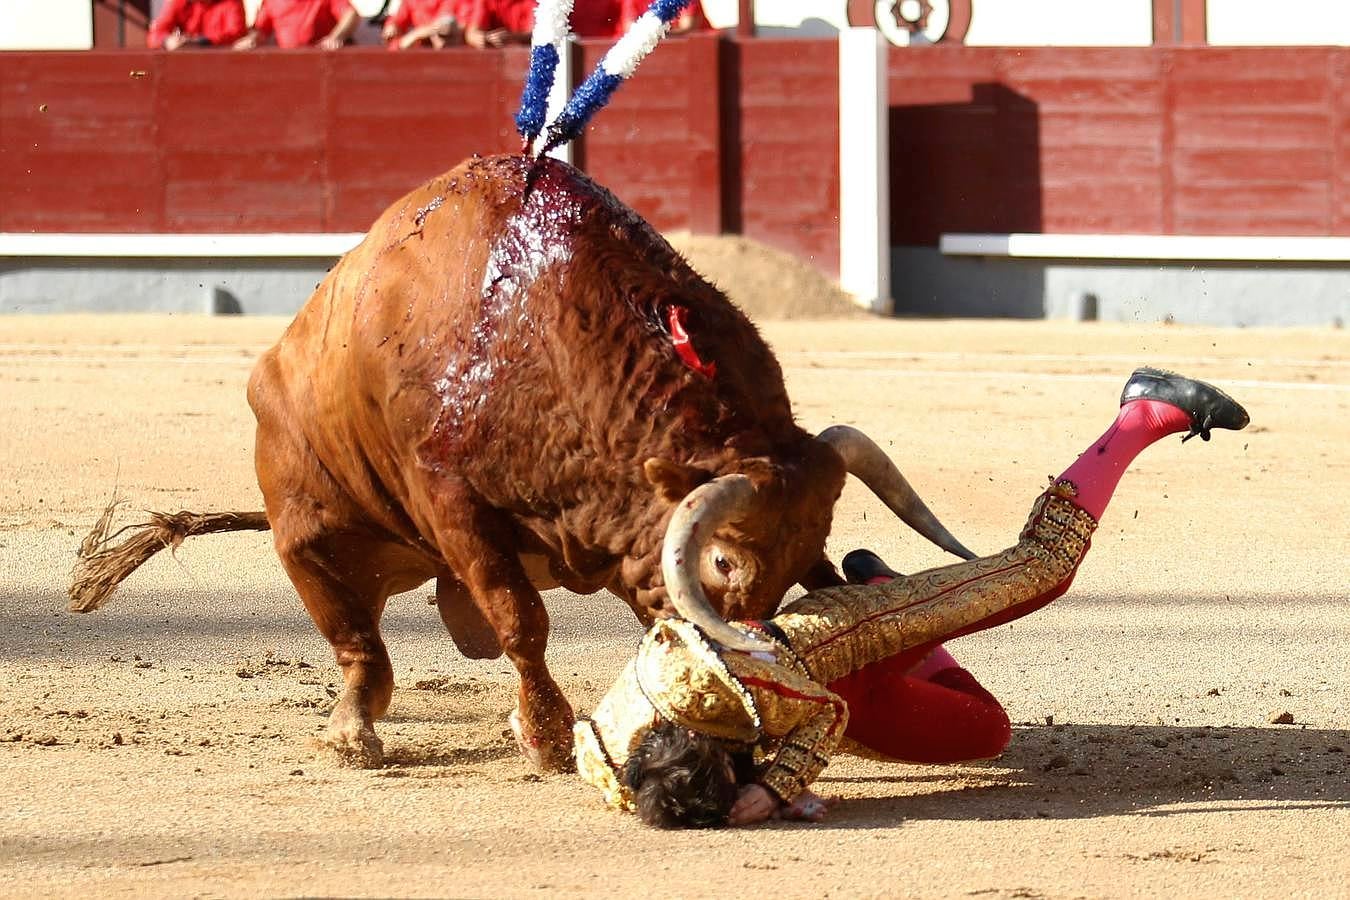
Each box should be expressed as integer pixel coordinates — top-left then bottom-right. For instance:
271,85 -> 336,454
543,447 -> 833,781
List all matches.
622,721 -> 739,829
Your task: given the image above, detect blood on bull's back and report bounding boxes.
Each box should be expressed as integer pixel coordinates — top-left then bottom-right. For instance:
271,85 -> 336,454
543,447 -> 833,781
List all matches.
260,153 -> 805,564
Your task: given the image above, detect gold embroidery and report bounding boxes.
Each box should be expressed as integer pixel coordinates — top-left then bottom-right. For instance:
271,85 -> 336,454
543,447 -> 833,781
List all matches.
574,717 -> 635,812
775,486 -> 1098,685
635,620 -> 761,742
575,486 -> 1098,811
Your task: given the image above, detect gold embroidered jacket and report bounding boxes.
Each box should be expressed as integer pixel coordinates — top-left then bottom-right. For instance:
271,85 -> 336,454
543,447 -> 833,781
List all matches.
575,617 -> 847,808
575,484 -> 1097,809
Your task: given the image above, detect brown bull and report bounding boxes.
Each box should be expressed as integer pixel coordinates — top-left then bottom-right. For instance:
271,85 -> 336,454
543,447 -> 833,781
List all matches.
73,153 -> 971,771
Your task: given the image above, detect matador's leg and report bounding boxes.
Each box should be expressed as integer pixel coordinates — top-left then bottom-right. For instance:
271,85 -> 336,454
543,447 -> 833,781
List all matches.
777,369 -> 1248,760
833,550 -> 1011,762
934,365 -> 1250,637
831,657 -> 1013,763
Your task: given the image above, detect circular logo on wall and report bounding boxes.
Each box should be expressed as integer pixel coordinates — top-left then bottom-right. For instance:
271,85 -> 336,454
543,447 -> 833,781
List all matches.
845,0 -> 973,45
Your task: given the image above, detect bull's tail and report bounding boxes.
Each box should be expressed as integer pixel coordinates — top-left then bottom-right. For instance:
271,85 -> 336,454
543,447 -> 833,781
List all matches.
68,503 -> 270,613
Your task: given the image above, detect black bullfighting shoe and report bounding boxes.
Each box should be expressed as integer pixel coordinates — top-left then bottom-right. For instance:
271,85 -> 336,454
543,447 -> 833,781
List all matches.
842,548 -> 905,585
1121,366 -> 1250,442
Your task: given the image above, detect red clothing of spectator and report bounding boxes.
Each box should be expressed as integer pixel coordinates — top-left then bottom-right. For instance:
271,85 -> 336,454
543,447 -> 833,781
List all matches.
569,0 -> 622,38
465,0 -> 622,39
618,0 -> 708,34
148,0 -> 248,48
388,0 -> 472,30
254,0 -> 357,48
465,0 -> 534,33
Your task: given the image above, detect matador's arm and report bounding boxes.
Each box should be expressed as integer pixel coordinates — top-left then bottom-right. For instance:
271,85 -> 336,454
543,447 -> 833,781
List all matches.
735,657 -> 851,803
625,619 -> 852,806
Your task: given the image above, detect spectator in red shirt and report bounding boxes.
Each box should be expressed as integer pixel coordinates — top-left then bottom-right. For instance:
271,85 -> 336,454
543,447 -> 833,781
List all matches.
618,0 -> 708,35
234,0 -> 361,49
463,0 -> 532,47
148,0 -> 249,49
464,0 -> 622,47
381,0 -> 470,50
570,0 -> 622,38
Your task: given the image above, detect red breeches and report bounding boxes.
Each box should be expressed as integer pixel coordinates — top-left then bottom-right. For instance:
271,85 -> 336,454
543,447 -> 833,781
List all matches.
829,655 -> 1012,764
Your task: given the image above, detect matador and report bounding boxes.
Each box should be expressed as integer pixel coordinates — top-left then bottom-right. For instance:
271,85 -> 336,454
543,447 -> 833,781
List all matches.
574,367 -> 1250,827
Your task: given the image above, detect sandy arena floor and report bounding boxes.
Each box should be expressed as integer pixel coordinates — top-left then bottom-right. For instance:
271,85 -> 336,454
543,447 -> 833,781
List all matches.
1,314 -> 1347,898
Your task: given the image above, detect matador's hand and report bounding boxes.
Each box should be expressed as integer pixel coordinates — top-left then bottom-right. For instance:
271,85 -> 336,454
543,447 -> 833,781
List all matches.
728,784 -> 777,826
778,788 -> 836,822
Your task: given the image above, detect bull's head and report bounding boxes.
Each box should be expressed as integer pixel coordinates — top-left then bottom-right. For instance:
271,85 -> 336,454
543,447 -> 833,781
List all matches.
646,426 -> 974,652
487,154 -> 972,644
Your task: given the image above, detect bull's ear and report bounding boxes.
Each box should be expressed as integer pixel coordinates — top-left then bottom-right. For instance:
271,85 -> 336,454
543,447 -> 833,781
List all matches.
643,458 -> 712,503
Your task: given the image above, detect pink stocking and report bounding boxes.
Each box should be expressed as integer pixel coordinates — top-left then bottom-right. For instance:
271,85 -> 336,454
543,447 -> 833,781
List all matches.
919,396 -> 1193,640
1056,397 -> 1192,521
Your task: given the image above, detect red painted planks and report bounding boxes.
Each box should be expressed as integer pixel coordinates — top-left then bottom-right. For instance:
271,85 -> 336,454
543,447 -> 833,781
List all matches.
326,49 -> 509,228
580,38 -> 698,232
158,52 -> 327,231
685,32 -> 725,235
1,53 -> 163,231
887,45 -> 1349,241
1335,51 -> 1350,233
1167,48 -> 1337,234
734,39 -> 839,273
3,44 -> 1350,259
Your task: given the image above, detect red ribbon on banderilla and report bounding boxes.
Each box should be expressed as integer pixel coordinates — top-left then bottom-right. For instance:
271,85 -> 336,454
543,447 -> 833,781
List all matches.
667,305 -> 717,380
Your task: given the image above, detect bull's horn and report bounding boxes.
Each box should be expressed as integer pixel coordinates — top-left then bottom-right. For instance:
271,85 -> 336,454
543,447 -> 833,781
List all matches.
661,474 -> 773,652
817,425 -> 977,560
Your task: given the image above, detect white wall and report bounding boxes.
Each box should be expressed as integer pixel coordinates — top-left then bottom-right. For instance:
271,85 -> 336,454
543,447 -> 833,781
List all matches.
703,0 -> 1349,46
701,0 -> 1154,43
1,0 -> 94,50
964,0 -> 1152,46
1208,0 -> 1350,45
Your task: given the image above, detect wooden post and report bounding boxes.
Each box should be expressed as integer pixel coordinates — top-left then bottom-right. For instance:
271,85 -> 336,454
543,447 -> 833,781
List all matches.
1153,0 -> 1208,45
736,0 -> 755,38
539,37 -> 576,164
1180,0 -> 1208,44
687,33 -> 724,234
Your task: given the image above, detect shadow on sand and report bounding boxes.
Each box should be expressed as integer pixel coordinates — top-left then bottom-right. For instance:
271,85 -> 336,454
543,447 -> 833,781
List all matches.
813,722 -> 1349,827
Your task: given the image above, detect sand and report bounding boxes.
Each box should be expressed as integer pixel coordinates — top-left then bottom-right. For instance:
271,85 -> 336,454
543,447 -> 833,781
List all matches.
667,233 -> 869,321
1,307 -> 1347,899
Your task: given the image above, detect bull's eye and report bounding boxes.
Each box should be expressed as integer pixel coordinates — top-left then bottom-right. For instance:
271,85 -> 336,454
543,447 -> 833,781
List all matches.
713,554 -> 732,575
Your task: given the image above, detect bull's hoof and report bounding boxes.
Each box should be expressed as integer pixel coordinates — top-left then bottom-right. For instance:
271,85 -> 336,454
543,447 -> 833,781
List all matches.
312,725 -> 385,769
510,708 -> 576,773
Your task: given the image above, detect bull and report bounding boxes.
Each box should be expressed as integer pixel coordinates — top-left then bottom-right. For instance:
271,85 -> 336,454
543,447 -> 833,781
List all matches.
71,153 -> 972,771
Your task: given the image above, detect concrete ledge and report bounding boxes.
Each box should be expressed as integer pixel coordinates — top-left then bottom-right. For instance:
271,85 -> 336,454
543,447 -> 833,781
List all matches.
941,233 -> 1350,263
0,233 -> 365,259
893,243 -> 1350,326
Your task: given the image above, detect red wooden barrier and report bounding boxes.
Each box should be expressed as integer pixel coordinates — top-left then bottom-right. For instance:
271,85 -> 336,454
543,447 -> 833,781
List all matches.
2,43 -> 1348,277
888,45 -> 1350,243
733,38 -> 840,274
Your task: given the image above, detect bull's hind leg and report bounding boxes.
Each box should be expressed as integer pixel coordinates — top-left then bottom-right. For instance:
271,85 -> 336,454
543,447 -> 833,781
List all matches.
252,366 -> 401,768
273,532 -> 396,768
423,487 -> 575,772
260,482 -> 401,767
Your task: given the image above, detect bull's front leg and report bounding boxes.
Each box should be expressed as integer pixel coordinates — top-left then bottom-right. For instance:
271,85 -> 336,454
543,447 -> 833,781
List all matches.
427,490 -> 576,772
